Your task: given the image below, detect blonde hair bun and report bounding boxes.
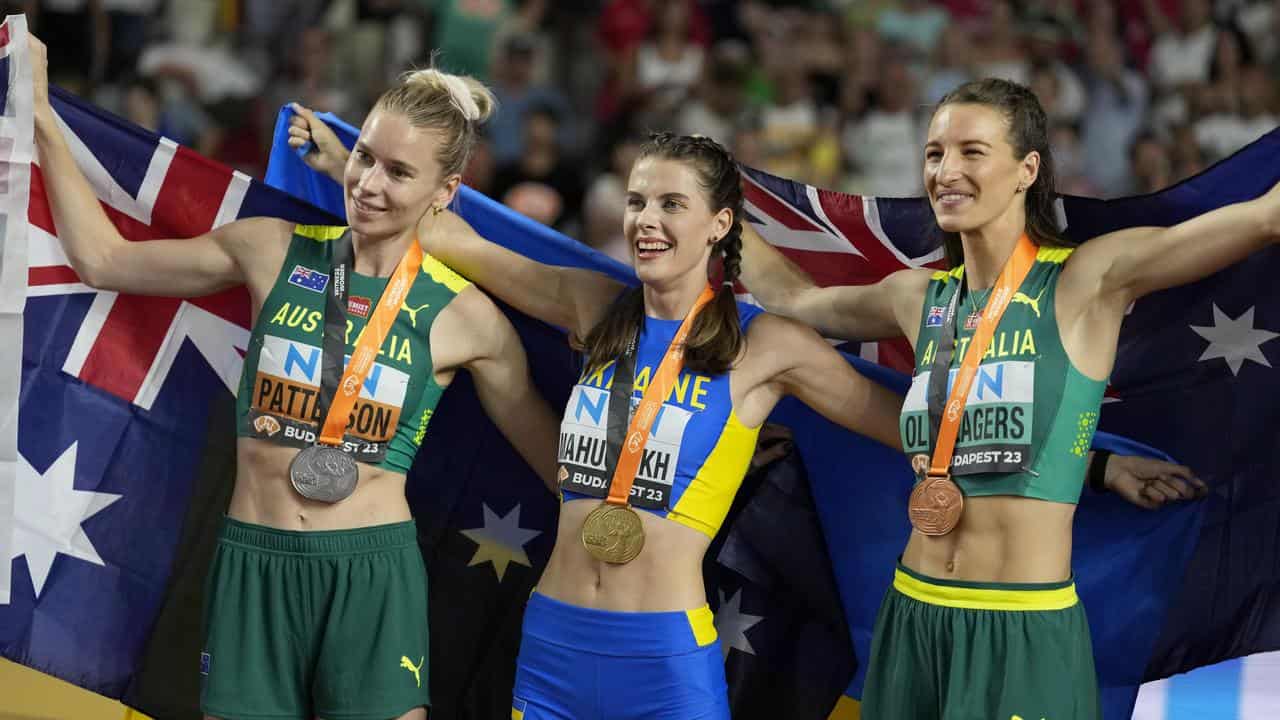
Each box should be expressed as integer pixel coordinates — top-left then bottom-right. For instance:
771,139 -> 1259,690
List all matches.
402,68 -> 495,124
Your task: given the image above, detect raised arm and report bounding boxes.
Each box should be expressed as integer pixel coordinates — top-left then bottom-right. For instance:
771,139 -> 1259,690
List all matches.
737,313 -> 904,450
431,287 -> 561,493
1056,179 -> 1280,379
421,210 -> 626,337
739,223 -> 929,343
32,35 -> 283,297
1064,179 -> 1280,308
289,103 -> 627,338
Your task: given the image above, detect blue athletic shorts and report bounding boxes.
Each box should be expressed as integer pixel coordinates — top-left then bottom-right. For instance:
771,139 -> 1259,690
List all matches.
511,591 -> 731,720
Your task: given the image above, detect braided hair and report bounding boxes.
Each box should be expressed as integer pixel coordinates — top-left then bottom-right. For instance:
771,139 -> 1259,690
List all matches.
581,132 -> 747,375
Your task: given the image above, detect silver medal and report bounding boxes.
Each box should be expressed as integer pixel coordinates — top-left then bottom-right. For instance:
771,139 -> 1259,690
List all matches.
289,445 -> 359,503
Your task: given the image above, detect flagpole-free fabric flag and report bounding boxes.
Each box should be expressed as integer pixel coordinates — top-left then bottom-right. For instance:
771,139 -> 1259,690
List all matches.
0,14 -> 338,699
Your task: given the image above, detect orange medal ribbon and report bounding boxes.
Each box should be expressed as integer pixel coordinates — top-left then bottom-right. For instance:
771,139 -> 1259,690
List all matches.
605,285 -> 716,505
909,234 -> 1037,535
317,239 -> 423,446
929,234 -> 1037,477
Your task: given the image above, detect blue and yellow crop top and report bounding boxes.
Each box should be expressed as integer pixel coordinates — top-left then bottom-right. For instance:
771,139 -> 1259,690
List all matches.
558,302 -> 765,537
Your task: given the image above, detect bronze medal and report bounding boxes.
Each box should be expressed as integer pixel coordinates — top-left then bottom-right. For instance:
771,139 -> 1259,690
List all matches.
581,503 -> 645,564
908,474 -> 964,536
911,235 -> 1039,535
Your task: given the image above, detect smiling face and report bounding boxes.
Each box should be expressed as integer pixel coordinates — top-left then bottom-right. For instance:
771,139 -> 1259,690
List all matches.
923,103 -> 1039,235
624,156 -> 731,289
343,109 -> 458,240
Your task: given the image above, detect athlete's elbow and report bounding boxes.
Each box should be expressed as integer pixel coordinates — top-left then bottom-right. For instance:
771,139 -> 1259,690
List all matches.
68,253 -> 117,291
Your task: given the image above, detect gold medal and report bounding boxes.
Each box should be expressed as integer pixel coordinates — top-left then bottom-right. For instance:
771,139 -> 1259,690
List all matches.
581,503 -> 645,564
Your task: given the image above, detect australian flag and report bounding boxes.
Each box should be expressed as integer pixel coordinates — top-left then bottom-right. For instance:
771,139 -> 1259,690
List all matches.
286,264 -> 329,293
0,13 -> 336,699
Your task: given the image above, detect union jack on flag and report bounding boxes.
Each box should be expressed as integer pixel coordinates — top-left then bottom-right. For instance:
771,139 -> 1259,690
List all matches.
0,14 -> 335,697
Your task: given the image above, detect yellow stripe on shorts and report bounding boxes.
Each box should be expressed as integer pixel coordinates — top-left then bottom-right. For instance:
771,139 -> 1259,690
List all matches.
893,569 -> 1078,611
685,605 -> 719,647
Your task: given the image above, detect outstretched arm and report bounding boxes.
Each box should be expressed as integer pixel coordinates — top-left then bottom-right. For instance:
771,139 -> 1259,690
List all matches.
739,223 -> 929,343
32,34 -> 283,296
289,103 -> 627,338
1057,179 -> 1280,378
432,287 -> 561,493
1063,179 -> 1280,312
740,313 -> 904,450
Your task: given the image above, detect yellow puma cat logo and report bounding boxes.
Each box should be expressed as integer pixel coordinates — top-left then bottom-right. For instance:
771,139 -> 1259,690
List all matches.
400,302 -> 431,328
1011,288 -> 1046,318
400,655 -> 424,687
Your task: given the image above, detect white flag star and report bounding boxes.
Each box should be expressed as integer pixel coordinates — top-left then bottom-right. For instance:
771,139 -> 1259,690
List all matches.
1190,304 -> 1278,376
715,588 -> 764,659
459,503 -> 541,581
11,443 -> 121,597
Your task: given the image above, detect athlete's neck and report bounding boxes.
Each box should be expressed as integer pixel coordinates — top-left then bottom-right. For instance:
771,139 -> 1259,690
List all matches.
642,271 -> 709,321
351,228 -> 416,277
958,210 -> 1026,291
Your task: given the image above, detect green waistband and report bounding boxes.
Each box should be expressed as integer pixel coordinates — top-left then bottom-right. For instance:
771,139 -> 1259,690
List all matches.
218,516 -> 418,556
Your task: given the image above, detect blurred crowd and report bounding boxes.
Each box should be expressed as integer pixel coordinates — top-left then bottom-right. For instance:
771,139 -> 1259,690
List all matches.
17,0 -> 1280,262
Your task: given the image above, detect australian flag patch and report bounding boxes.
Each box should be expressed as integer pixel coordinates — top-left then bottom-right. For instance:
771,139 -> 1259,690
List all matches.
288,265 -> 329,293
926,305 -> 946,327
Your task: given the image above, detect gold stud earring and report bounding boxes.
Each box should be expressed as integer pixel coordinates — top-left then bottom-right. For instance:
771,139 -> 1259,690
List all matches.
431,206 -> 443,217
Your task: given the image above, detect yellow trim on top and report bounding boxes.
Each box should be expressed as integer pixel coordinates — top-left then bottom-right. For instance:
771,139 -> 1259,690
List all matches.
931,245 -> 1074,283
930,265 -> 965,283
685,605 -> 719,647
667,408 -> 761,538
1036,246 -> 1074,264
892,569 -> 1078,611
828,695 -> 861,720
421,253 -> 471,293
294,224 -> 348,241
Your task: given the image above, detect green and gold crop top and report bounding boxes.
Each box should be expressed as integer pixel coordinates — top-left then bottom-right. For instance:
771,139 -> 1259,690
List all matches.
899,247 -> 1107,504
236,224 -> 469,474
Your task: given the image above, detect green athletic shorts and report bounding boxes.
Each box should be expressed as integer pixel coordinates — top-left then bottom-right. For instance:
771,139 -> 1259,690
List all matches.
861,563 -> 1100,720
200,517 -> 430,720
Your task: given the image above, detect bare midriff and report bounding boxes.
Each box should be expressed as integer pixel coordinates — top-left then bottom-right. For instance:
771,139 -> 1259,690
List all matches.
901,494 -> 1075,583
227,437 -> 411,530
536,498 -> 712,612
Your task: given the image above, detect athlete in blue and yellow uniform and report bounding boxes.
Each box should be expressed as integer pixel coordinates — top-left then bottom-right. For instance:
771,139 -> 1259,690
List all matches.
33,33 -> 558,720
313,132 -> 907,719
739,77 -> 1278,719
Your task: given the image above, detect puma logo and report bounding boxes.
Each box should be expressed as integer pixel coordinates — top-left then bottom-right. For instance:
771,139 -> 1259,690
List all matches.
400,655 -> 424,687
1011,289 -> 1046,318
1010,715 -> 1046,720
401,302 -> 431,328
